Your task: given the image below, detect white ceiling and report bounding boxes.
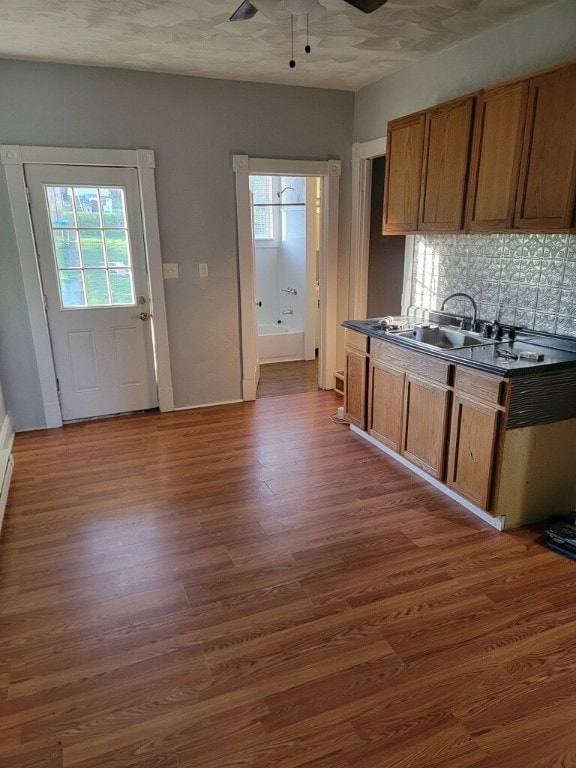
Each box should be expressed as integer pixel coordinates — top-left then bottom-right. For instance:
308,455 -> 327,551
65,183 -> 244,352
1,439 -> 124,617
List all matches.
0,0 -> 557,92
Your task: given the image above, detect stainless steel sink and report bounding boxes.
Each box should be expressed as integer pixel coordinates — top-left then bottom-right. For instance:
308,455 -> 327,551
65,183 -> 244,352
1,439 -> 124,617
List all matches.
393,327 -> 498,350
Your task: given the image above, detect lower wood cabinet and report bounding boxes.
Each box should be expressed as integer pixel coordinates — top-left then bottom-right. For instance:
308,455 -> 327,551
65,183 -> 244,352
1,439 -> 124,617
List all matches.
360,336 -> 509,510
344,349 -> 367,429
446,367 -> 507,509
402,374 -> 451,479
446,393 -> 501,509
346,329 -> 575,528
368,359 -> 404,451
344,329 -> 369,430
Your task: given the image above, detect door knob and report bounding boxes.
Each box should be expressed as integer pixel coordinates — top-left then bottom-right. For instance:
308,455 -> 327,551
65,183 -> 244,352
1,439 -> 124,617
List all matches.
139,312 -> 149,321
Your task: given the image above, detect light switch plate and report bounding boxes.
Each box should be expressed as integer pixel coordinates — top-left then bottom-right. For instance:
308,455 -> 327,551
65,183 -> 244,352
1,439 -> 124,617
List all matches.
163,263 -> 179,279
199,263 -> 209,278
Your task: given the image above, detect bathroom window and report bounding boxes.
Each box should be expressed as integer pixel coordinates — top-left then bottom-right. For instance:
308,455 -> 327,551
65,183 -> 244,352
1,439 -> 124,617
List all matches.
249,175 -> 275,240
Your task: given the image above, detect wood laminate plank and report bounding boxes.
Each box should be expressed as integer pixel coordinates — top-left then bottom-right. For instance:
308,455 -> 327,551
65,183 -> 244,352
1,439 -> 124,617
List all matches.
2,390 -> 576,767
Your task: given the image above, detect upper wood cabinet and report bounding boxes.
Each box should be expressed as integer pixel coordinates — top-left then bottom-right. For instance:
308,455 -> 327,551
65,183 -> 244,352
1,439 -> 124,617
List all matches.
419,97 -> 475,232
383,113 -> 425,233
515,61 -> 576,231
466,81 -> 528,232
383,59 -> 576,235
383,98 -> 473,234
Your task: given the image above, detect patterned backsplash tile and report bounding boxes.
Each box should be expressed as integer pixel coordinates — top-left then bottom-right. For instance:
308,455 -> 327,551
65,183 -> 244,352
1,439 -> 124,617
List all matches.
410,233 -> 576,337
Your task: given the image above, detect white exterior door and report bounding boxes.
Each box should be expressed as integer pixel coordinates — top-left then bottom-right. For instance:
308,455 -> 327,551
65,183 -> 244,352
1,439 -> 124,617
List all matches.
26,165 -> 158,421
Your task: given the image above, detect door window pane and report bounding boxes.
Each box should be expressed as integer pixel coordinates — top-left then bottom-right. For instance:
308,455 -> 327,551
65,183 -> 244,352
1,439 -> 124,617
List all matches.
105,230 -> 130,267
79,230 -> 106,267
100,188 -> 127,228
60,270 -> 86,307
85,269 -> 111,306
46,186 -> 76,228
45,185 -> 136,308
74,187 -> 101,227
110,269 -> 134,304
54,230 -> 81,268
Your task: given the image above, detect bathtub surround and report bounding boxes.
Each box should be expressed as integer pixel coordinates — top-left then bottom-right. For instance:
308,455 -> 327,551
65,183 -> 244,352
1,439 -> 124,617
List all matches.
254,175 -> 318,364
409,234 -> 576,338
257,323 -> 305,363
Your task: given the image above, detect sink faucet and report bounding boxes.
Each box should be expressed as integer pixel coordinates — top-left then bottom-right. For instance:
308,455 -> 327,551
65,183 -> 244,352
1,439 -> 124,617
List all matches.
440,293 -> 478,331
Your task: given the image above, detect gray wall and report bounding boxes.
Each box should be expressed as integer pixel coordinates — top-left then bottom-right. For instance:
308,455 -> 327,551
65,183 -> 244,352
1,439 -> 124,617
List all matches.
354,0 -> 576,143
366,156 -> 405,318
0,172 -> 45,430
0,61 -> 354,429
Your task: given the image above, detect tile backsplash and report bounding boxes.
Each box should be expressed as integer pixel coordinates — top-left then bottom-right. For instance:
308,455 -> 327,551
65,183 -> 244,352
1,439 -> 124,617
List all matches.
409,233 -> 576,337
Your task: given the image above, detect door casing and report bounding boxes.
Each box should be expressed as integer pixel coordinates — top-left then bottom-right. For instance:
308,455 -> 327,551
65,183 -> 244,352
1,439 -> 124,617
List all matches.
234,155 -> 341,399
349,136 -> 415,320
0,145 -> 174,428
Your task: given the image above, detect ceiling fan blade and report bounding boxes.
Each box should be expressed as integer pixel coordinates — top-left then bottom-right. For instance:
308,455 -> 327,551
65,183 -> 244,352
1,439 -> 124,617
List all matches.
251,0 -> 282,21
343,0 -> 388,12
295,2 -> 327,29
230,0 -> 258,21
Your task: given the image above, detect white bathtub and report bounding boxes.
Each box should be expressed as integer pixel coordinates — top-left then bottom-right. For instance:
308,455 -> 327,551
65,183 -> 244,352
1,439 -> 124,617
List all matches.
258,323 -> 304,363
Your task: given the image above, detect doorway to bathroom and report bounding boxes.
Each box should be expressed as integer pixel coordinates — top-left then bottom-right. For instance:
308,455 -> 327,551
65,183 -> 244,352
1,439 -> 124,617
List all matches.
234,155 -> 341,402
249,174 -> 319,398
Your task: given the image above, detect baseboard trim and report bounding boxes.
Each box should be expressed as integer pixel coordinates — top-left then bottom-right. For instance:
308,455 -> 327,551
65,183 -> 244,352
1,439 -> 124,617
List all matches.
0,455 -> 14,533
349,425 -> 505,532
0,412 -> 15,533
175,399 -> 244,411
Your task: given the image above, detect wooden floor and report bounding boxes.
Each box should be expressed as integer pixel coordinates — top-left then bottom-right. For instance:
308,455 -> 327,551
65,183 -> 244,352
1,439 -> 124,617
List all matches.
2,390 -> 576,768
257,359 -> 319,398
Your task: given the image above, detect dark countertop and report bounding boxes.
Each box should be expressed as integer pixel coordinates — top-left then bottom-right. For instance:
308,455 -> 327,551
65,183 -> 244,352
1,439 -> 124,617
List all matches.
342,318 -> 576,378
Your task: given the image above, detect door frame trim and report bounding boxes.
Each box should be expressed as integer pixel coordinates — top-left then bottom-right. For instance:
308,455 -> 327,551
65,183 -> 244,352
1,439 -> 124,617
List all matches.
0,145 -> 174,428
234,155 -> 341,399
349,137 -> 387,319
350,136 -> 415,320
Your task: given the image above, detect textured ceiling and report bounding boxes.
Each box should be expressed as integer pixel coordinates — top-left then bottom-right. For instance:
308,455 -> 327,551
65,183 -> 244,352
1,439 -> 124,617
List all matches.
0,0 -> 557,91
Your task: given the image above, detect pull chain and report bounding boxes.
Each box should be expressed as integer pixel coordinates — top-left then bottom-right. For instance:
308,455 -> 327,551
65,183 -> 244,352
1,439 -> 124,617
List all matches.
289,11 -> 312,68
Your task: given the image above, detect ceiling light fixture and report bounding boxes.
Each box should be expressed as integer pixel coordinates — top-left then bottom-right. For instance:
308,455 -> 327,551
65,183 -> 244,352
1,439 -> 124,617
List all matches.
229,0 -> 389,68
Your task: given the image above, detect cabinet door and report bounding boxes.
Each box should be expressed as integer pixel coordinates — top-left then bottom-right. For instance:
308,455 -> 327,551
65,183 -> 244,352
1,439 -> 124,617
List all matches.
466,81 -> 528,232
383,113 -> 425,233
344,349 -> 367,430
515,62 -> 576,231
402,375 -> 451,479
419,97 -> 474,232
368,360 -> 405,451
446,394 -> 501,510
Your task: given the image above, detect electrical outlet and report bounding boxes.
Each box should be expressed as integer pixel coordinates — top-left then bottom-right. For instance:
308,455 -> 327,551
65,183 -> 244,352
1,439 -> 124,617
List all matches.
199,263 -> 209,278
163,263 -> 179,279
